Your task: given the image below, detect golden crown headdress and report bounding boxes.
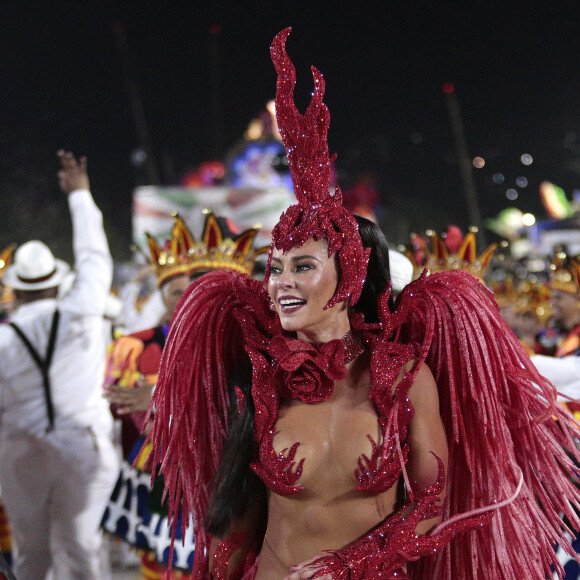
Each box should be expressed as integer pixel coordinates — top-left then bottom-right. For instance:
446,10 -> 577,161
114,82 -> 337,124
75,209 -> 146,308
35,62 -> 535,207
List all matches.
404,226 -> 500,280
146,211 -> 266,287
515,280 -> 552,324
490,277 -> 519,310
0,244 -> 16,280
549,251 -> 580,295
491,276 -> 551,323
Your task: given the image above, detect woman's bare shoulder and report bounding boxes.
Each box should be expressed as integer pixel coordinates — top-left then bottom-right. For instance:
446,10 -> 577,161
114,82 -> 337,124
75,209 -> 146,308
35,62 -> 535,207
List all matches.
398,359 -> 440,410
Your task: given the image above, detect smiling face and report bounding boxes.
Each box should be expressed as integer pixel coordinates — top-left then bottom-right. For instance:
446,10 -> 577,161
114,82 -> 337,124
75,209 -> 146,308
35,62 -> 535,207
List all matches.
268,238 -> 350,343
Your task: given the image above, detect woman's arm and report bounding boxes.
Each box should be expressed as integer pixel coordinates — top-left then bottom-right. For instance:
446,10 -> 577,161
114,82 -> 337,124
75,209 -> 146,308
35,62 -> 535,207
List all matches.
208,489 -> 267,580
405,362 -> 448,534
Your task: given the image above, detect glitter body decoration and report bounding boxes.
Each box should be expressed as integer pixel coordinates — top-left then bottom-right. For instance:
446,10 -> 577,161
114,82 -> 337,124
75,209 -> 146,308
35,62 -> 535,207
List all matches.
144,29 -> 580,580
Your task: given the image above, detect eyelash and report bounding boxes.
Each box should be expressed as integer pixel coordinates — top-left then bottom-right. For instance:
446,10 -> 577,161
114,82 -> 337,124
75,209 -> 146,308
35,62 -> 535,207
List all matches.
270,263 -> 313,275
295,263 -> 312,272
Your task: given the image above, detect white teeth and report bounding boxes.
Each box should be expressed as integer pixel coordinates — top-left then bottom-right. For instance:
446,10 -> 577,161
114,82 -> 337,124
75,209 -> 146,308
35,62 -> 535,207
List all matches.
279,298 -> 305,306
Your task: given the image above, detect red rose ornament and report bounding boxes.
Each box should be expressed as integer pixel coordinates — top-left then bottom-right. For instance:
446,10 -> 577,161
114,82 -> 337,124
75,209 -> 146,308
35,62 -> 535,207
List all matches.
269,336 -> 347,403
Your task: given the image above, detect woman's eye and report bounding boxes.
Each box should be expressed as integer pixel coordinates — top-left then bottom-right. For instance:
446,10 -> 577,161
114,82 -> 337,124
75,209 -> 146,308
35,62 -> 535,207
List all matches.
270,266 -> 282,275
295,263 -> 313,272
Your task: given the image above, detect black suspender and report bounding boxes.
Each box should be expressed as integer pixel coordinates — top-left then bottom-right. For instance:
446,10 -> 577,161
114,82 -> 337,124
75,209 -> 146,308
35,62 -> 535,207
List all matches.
9,310 -> 60,432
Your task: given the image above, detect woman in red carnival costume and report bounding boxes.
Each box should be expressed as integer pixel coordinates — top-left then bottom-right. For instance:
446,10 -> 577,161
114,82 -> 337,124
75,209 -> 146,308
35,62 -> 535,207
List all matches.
146,29 -> 580,579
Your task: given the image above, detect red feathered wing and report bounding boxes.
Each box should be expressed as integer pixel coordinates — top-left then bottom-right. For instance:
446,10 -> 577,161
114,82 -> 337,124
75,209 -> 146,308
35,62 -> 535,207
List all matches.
394,270 -> 580,579
143,270 -> 275,576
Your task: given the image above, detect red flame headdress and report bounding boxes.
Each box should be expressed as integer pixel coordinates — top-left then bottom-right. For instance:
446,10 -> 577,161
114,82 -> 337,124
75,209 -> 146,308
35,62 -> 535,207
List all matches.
266,28 -> 370,309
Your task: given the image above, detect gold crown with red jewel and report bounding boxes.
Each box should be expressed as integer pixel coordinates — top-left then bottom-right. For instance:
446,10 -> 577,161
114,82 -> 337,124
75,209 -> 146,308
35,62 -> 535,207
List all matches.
403,226 -> 501,280
549,251 -> 580,295
146,211 -> 267,287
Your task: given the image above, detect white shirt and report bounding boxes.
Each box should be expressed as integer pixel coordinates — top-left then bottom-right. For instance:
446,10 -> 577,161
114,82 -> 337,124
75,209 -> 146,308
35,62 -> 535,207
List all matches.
0,189 -> 113,440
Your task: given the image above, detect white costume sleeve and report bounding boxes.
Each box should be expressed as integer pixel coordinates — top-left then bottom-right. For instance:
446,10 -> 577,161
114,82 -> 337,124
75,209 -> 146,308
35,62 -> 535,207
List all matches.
59,188 -> 113,316
532,354 -> 580,401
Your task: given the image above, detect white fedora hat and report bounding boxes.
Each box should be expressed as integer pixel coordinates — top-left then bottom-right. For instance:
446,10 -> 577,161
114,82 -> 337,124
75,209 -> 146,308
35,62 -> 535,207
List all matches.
3,241 -> 70,291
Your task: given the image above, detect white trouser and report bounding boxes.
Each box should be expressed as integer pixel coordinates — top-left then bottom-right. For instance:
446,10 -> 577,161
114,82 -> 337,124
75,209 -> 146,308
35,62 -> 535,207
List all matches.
0,427 -> 118,580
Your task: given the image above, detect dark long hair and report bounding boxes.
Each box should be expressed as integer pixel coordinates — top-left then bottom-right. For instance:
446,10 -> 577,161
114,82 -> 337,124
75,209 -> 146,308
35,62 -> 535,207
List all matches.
351,214 -> 392,322
204,359 -> 266,536
204,214 -> 392,535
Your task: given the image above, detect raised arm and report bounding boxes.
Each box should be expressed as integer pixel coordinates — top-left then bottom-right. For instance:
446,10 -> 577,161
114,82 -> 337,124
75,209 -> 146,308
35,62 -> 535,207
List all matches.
56,150 -> 113,315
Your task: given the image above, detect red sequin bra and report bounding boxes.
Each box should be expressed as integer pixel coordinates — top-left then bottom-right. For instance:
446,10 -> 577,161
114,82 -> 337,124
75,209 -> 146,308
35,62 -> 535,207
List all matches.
246,326 -> 416,497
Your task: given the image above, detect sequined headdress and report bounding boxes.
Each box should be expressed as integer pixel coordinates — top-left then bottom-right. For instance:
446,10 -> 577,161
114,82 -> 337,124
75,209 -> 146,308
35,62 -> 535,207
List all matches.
146,211 -> 265,287
549,251 -> 580,295
266,28 -> 370,309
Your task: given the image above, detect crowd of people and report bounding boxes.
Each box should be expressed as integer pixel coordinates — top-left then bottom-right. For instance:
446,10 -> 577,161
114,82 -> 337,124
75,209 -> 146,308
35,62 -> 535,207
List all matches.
2,27 -> 580,580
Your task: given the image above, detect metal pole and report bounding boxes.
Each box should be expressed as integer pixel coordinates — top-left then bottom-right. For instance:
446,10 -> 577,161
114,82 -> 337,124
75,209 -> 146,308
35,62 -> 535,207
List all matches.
443,84 -> 486,245
110,20 -> 161,185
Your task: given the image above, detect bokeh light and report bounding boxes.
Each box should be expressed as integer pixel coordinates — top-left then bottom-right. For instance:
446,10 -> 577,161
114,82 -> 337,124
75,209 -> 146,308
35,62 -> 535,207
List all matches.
522,213 -> 536,226
442,82 -> 455,94
516,176 -> 528,188
130,148 -> 147,166
472,156 -> 485,168
506,189 -> 518,200
245,119 -> 263,140
493,173 -> 505,184
521,153 -> 533,165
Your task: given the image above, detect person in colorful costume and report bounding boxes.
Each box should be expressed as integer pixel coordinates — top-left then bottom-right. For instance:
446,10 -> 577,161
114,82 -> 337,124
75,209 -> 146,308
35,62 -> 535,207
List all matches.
101,212 -> 265,579
146,29 -> 580,579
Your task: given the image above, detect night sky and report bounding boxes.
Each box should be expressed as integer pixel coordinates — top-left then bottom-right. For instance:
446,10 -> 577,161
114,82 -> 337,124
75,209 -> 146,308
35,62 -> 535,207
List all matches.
2,1 -> 580,260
